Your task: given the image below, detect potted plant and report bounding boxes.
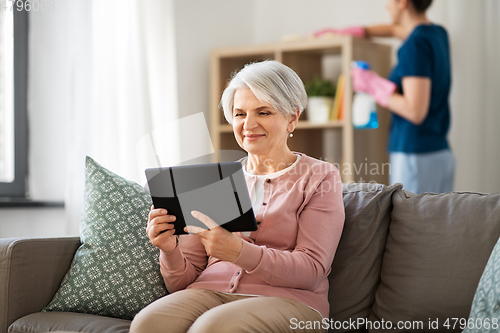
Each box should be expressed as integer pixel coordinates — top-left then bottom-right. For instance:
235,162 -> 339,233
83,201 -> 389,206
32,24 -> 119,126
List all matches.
304,77 -> 336,123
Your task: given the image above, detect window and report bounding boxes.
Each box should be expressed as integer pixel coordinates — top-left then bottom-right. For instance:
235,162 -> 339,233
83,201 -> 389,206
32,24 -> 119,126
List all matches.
0,7 -> 14,182
0,8 -> 27,197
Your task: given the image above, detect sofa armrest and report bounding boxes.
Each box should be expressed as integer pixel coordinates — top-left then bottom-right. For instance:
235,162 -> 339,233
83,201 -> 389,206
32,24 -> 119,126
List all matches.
0,237 -> 80,333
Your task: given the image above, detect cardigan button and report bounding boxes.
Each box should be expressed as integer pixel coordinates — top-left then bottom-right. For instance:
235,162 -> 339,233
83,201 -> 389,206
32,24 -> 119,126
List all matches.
266,179 -> 271,183
262,202 -> 267,206
256,221 -> 261,225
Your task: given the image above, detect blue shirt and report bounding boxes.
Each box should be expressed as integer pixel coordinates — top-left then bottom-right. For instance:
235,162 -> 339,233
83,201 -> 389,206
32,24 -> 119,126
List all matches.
388,23 -> 451,153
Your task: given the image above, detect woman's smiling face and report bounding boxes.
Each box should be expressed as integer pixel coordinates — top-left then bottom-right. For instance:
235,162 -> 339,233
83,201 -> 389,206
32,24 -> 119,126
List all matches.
232,87 -> 292,157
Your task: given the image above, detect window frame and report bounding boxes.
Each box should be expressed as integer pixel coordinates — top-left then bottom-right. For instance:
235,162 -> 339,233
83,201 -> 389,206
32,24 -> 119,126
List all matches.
0,8 -> 28,198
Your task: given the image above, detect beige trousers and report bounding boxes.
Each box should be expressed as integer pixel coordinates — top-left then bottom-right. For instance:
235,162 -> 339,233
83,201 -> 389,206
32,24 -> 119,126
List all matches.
130,288 -> 326,333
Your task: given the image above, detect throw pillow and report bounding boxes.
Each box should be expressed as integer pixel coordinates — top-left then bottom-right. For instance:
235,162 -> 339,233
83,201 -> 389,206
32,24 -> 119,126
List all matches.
371,189 -> 500,333
463,235 -> 500,333
328,182 -> 402,332
43,156 -> 168,320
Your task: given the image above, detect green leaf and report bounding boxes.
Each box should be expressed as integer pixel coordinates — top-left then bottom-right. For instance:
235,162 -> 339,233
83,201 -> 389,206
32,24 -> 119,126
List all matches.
304,77 -> 336,97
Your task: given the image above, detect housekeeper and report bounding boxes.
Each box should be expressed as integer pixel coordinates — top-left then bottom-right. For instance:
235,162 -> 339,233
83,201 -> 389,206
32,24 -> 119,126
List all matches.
318,0 -> 455,194
130,60 -> 345,333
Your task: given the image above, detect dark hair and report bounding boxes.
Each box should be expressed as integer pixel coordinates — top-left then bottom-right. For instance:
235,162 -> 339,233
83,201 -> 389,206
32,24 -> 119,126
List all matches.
409,0 -> 433,13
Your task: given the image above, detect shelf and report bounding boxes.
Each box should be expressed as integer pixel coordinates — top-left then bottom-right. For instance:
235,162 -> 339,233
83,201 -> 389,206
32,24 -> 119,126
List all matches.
217,120 -> 344,133
213,35 -> 349,58
279,36 -> 346,54
296,120 -> 344,129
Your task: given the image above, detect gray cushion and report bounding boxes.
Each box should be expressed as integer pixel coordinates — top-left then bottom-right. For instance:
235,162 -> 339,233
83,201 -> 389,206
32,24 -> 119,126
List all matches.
328,183 -> 402,332
371,190 -> 500,332
8,312 -> 130,333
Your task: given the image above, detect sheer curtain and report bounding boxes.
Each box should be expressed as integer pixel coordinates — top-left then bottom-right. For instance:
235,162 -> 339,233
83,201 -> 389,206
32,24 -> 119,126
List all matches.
65,0 -> 179,235
430,0 -> 500,192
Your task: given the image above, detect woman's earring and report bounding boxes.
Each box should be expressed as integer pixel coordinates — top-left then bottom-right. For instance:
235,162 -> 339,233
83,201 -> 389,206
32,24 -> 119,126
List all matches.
288,132 -> 294,138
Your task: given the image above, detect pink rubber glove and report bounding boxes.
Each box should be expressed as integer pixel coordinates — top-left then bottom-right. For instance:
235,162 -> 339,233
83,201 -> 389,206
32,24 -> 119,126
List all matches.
313,26 -> 365,38
351,67 -> 396,107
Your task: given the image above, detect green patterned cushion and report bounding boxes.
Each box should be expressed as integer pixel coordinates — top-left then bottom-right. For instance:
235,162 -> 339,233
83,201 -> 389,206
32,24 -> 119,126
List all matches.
464,236 -> 500,333
43,156 -> 168,320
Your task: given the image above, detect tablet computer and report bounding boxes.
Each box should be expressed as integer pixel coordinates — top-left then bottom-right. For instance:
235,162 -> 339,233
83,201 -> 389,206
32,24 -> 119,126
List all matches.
145,162 -> 257,235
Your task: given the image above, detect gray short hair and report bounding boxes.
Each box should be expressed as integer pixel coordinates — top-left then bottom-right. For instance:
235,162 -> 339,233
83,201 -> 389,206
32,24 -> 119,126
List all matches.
220,60 -> 307,124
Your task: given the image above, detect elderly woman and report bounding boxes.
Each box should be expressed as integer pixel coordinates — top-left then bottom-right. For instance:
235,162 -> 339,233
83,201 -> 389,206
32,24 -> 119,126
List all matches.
130,60 -> 345,333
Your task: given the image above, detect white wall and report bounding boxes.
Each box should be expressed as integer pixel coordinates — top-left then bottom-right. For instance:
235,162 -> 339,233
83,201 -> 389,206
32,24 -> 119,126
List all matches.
442,0 -> 500,193
0,208 -> 67,238
173,0 -> 255,162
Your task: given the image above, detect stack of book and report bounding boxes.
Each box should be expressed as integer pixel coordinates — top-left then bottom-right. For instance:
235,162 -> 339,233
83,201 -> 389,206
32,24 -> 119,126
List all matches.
329,75 -> 345,121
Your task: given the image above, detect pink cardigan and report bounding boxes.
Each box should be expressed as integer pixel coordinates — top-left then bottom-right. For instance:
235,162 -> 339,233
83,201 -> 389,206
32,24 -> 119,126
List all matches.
159,153 -> 345,318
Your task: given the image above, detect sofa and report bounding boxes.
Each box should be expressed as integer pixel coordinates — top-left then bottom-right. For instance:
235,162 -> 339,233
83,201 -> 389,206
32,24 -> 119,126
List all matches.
2,182 -> 500,333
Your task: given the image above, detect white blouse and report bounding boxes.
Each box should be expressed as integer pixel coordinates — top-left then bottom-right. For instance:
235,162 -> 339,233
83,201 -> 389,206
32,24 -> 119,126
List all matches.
241,154 -> 302,237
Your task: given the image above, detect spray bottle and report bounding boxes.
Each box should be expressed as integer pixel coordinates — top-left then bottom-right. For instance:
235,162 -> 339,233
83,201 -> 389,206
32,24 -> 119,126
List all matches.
351,61 -> 379,129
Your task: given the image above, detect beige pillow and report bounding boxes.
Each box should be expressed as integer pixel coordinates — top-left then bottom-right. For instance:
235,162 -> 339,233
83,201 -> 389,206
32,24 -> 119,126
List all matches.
328,183 -> 402,332
371,190 -> 500,332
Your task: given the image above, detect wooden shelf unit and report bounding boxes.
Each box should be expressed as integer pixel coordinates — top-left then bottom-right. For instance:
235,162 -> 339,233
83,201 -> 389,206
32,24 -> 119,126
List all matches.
210,36 -> 392,184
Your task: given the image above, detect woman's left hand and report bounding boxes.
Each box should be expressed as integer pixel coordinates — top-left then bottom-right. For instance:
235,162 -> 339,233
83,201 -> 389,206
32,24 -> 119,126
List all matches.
185,210 -> 243,262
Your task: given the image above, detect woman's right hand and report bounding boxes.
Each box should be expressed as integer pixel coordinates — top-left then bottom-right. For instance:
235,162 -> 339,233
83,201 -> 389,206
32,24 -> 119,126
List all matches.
146,205 -> 178,253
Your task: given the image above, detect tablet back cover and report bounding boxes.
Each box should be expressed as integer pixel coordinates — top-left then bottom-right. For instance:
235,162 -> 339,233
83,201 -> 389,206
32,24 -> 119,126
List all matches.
145,162 -> 256,235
